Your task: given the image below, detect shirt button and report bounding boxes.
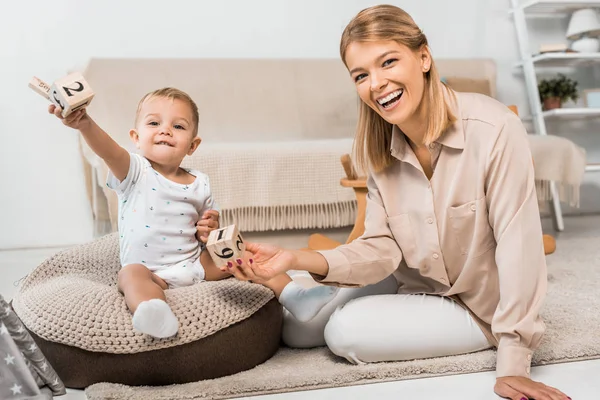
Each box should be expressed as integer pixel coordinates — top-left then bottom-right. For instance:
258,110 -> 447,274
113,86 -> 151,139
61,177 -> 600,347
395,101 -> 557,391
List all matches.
470,204 -> 476,211
527,354 -> 532,361
526,366 -> 531,374
432,253 -> 439,259
426,217 -> 433,224
429,143 -> 436,149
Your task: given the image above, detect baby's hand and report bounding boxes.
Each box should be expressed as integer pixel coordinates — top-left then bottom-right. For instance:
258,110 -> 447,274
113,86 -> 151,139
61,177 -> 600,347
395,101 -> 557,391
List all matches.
48,104 -> 90,130
196,210 -> 220,243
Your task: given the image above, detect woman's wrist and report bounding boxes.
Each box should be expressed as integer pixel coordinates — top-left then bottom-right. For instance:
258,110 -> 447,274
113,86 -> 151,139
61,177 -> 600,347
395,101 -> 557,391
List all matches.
289,249 -> 329,278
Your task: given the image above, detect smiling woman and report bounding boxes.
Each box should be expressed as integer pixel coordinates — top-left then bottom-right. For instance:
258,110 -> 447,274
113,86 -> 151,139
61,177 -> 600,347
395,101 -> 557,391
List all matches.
341,9 -> 455,174
226,4 -> 571,400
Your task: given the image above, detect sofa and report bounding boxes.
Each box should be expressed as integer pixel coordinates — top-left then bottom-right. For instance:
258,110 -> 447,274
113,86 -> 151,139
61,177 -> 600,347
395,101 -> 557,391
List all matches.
78,58 -> 585,240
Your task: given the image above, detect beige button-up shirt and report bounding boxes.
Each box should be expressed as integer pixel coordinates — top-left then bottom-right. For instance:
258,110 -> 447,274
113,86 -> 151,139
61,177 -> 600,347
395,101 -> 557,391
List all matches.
317,91 -> 547,378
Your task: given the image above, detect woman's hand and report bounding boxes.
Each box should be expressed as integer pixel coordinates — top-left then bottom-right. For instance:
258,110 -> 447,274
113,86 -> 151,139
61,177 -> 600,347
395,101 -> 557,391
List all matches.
224,242 -> 296,284
494,376 -> 570,400
196,210 -> 220,243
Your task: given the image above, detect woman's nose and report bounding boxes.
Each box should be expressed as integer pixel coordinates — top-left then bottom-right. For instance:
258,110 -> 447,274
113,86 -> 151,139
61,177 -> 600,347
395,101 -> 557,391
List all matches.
370,72 -> 387,92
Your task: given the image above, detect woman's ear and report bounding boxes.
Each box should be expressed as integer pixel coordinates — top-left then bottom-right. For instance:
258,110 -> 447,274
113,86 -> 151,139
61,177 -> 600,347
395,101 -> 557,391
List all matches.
129,129 -> 140,148
188,136 -> 202,155
420,46 -> 431,73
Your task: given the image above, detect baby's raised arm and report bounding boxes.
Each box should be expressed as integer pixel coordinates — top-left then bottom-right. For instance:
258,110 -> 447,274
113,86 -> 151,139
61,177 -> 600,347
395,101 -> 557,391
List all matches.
49,104 -> 130,182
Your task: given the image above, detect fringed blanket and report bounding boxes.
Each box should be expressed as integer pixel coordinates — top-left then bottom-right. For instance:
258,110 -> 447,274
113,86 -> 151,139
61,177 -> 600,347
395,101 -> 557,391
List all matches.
529,135 -> 587,207
181,138 -> 357,231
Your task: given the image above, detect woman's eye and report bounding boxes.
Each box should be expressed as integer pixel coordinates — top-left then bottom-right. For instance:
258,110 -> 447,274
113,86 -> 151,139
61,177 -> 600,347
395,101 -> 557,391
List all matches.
354,73 -> 367,82
382,58 -> 397,67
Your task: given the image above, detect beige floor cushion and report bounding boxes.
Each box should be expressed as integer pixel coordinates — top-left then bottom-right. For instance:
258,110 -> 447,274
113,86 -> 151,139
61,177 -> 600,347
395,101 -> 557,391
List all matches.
12,233 -> 282,388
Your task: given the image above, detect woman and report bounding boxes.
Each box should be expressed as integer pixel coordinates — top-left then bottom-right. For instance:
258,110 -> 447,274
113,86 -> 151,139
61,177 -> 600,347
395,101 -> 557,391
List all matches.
223,5 -> 569,400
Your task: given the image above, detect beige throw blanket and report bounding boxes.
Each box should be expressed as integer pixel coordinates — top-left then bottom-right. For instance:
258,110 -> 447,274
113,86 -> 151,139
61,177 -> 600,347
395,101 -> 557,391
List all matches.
181,138 -> 357,231
528,135 -> 587,207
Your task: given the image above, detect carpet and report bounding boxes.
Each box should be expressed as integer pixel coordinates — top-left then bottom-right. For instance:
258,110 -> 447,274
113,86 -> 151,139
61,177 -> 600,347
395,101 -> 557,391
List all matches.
85,236 -> 600,399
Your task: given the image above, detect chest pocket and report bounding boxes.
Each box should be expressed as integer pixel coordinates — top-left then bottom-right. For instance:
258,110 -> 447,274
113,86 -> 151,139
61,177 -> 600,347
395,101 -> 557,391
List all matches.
386,213 -> 418,268
447,197 -> 496,257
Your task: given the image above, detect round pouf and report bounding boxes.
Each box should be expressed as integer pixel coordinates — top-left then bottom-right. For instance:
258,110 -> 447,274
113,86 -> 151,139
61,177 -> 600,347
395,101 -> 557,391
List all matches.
12,233 -> 282,389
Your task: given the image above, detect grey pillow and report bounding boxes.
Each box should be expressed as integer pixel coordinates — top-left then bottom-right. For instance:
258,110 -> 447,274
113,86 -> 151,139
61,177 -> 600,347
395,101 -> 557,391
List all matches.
0,294 -> 66,399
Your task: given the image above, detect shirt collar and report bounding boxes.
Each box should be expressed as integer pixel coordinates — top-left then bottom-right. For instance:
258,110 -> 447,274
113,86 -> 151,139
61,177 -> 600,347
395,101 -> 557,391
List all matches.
389,89 -> 465,160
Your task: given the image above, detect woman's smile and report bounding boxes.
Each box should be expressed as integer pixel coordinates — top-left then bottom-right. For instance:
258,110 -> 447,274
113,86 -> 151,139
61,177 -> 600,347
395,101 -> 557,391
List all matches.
376,88 -> 404,112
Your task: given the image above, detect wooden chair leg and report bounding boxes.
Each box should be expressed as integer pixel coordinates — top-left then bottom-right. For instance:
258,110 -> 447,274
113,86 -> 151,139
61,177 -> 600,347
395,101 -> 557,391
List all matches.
345,187 -> 367,244
306,233 -> 342,251
543,234 -> 556,255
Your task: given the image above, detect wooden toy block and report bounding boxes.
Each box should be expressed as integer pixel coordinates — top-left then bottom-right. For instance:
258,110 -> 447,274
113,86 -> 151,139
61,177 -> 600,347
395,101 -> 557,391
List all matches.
29,72 -> 95,117
28,76 -> 51,100
206,224 -> 246,267
45,72 -> 94,117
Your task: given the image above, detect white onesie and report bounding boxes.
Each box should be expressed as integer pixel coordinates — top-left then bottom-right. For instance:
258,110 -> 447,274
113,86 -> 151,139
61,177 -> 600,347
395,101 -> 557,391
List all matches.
106,153 -> 219,288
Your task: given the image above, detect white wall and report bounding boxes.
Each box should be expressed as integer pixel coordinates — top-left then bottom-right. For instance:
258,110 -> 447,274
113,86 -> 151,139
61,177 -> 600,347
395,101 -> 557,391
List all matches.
1,0 -> 599,249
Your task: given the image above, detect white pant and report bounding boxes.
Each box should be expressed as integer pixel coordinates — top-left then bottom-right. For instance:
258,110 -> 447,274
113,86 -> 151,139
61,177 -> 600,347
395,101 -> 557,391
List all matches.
283,274 -> 492,364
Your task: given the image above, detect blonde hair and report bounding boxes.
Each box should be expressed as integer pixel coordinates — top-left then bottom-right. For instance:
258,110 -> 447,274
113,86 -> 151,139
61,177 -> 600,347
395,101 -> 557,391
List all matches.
340,5 -> 456,173
135,87 -> 200,137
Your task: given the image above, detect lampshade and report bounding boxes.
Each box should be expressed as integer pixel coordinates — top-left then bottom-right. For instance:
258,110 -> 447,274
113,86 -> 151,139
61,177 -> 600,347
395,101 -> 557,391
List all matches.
566,9 -> 600,40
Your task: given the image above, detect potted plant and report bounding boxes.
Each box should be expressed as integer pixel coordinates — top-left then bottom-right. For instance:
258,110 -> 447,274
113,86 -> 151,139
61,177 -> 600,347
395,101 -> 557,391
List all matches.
538,74 -> 579,110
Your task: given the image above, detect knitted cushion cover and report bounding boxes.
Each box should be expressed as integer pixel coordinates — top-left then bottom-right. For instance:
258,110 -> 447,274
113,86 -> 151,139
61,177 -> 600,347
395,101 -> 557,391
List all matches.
12,233 -> 283,388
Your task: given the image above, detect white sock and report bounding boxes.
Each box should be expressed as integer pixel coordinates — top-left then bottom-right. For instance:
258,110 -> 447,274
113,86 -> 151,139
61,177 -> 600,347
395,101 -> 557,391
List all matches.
278,281 -> 339,323
132,299 -> 179,339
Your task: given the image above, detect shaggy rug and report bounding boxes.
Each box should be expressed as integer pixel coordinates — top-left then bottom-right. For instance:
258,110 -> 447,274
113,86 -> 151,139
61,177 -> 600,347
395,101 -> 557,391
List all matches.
86,236 -> 600,399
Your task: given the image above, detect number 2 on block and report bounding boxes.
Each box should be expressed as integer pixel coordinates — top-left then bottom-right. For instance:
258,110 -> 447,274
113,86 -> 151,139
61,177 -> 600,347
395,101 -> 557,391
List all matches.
63,81 -> 85,97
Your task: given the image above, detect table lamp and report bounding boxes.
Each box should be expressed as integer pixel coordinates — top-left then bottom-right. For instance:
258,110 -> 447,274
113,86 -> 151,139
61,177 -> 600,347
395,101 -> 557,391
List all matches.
566,8 -> 600,53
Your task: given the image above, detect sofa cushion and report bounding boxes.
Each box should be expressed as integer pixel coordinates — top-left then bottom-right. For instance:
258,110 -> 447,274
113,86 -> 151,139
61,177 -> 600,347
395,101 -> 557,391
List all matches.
444,76 -> 493,97
12,233 -> 282,388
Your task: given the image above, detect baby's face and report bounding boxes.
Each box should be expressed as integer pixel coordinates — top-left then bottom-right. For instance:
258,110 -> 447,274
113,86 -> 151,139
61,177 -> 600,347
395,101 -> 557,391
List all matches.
131,96 -> 199,167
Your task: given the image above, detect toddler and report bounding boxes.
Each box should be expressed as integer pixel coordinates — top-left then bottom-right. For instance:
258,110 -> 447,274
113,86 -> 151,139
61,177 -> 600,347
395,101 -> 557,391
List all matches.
49,87 -> 338,339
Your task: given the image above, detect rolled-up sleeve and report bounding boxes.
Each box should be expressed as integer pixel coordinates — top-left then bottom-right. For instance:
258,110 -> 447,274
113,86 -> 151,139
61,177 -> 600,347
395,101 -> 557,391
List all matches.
312,174 -> 403,287
485,112 -> 547,378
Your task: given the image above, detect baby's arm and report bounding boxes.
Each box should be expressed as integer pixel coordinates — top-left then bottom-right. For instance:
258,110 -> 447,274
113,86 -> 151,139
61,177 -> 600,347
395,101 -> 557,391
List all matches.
200,248 -> 231,281
49,105 -> 130,182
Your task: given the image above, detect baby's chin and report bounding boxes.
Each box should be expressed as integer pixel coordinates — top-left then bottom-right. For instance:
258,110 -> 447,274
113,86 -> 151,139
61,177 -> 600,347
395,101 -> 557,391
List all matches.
143,152 -> 184,168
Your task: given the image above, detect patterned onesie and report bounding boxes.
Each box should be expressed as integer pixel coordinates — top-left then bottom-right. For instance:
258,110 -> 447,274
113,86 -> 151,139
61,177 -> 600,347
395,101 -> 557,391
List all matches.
106,153 -> 219,288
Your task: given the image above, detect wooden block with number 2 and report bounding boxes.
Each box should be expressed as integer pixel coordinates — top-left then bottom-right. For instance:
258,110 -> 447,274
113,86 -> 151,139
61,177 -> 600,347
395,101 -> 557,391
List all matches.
206,225 -> 246,267
49,72 -> 95,118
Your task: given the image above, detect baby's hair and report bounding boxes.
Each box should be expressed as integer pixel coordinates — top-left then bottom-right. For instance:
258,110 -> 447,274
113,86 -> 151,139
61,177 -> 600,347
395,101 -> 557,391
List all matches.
135,87 -> 199,137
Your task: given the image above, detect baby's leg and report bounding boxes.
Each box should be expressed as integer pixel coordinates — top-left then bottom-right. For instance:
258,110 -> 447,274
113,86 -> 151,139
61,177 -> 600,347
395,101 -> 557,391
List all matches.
261,273 -> 339,323
117,264 -> 168,312
118,264 -> 178,338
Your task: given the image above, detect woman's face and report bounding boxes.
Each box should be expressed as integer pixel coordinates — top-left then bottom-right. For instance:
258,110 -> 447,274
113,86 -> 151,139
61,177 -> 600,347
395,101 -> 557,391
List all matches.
345,40 -> 431,127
